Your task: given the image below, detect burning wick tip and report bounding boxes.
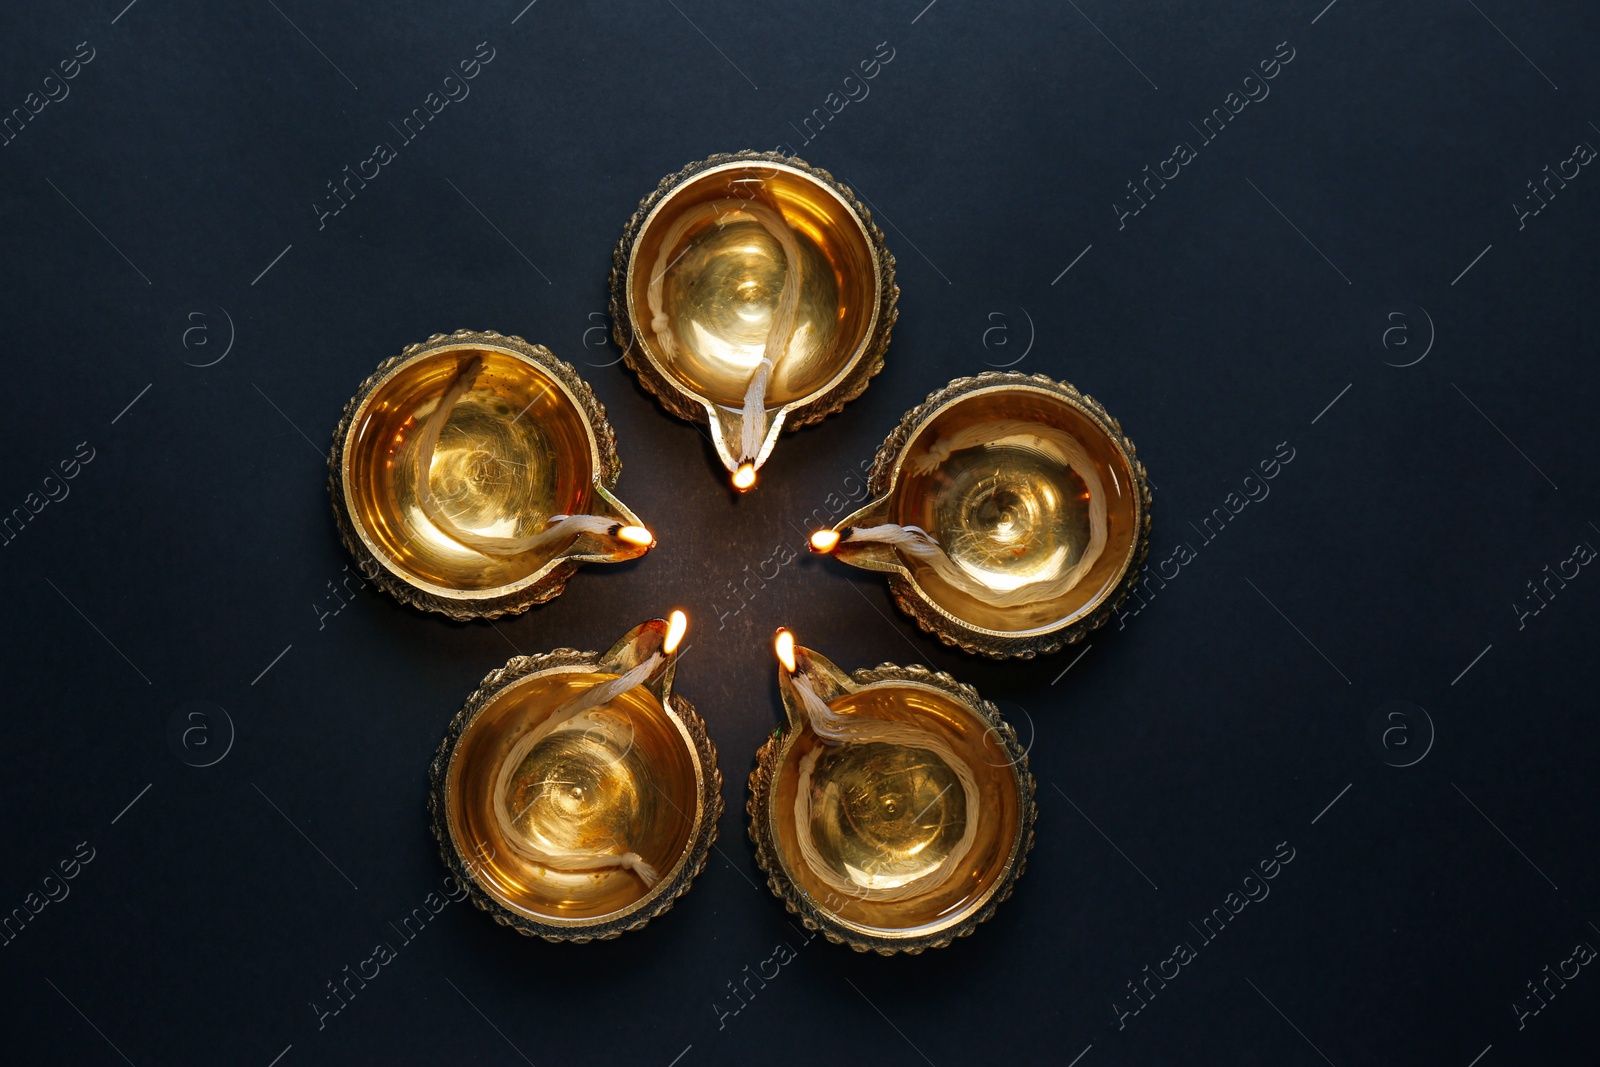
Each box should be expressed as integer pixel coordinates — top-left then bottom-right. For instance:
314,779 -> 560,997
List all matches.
614,525 -> 654,548
809,529 -> 840,554
732,462 -> 757,492
774,628 -> 797,673
664,609 -> 688,655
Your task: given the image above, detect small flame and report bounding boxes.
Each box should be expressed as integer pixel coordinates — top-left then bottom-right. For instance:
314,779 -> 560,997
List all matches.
664,610 -> 688,654
809,529 -> 840,553
615,525 -> 654,547
732,463 -> 757,491
774,628 -> 796,673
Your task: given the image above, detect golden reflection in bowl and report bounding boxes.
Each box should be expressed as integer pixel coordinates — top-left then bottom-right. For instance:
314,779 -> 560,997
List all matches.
447,674 -> 698,923
891,386 -> 1139,634
615,153 -> 894,485
332,332 -> 648,618
814,374 -> 1150,657
751,637 -> 1034,953
432,618 -> 719,940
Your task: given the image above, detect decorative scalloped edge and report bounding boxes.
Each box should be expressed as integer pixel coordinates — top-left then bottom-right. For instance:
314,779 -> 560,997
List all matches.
607,150 -> 899,435
746,662 -> 1037,955
427,648 -> 724,943
864,372 -> 1154,659
327,330 -> 626,621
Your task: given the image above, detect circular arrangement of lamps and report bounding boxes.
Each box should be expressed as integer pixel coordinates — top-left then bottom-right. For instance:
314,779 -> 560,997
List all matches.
330,151 -> 1150,952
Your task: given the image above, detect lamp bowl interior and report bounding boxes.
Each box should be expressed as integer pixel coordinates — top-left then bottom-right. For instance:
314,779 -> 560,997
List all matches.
442,670 -> 704,926
626,161 -> 880,413
342,346 -> 600,593
767,682 -> 1023,940
890,385 -> 1141,635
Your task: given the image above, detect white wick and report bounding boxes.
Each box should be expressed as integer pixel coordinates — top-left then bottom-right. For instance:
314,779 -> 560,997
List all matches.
784,659 -> 982,904
492,652 -> 672,887
643,194 -> 803,477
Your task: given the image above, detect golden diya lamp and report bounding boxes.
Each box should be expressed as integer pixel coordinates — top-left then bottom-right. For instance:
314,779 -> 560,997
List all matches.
609,150 -> 897,492
809,372 -> 1151,658
429,612 -> 721,942
330,330 -> 654,620
748,630 -> 1035,954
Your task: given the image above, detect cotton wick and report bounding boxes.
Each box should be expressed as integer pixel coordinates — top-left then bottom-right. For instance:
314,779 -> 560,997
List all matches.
642,193 -> 801,491
775,630 -> 983,903
493,632 -> 682,888
736,191 -> 802,476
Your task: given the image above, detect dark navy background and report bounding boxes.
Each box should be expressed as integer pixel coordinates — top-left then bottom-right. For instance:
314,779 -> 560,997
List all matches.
2,1 -> 1597,1064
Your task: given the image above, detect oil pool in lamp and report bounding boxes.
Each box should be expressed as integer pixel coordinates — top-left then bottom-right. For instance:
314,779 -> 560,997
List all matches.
429,611 -> 721,942
330,330 -> 654,619
609,150 -> 898,491
747,629 -> 1035,954
810,372 -> 1152,658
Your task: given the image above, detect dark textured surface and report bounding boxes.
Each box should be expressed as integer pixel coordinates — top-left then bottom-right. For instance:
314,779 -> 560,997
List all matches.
2,2 -> 1597,1065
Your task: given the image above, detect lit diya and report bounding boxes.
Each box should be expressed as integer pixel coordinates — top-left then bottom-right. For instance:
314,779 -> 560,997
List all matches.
610,151 -> 897,492
429,612 -> 721,941
748,630 -> 1035,954
330,330 -> 653,619
810,372 -> 1151,658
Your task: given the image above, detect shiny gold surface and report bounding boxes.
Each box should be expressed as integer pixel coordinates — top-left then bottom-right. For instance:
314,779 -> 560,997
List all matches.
749,647 -> 1034,954
449,675 -> 696,921
772,684 -> 1021,938
824,374 -> 1151,658
431,620 -> 721,941
803,740 -> 967,890
892,388 -> 1138,633
331,332 -> 648,619
635,171 -> 862,410
612,152 -> 897,477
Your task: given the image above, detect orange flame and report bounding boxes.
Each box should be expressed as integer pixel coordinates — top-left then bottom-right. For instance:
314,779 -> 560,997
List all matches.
664,610 -> 688,655
774,628 -> 796,673
732,463 -> 757,491
809,529 -> 840,553
615,525 -> 654,547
